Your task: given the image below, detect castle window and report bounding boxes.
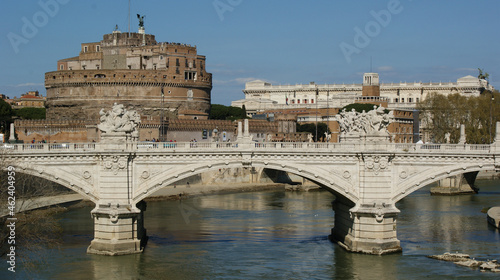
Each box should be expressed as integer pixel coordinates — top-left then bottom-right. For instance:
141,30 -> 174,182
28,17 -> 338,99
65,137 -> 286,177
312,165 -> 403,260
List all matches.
185,71 -> 197,80
96,65 -> 100,70
408,98 -> 412,103
160,55 -> 163,60
176,59 -> 180,66
153,64 -> 157,70
96,45 -> 100,52
82,65 -> 86,70
60,65 -> 64,70
395,98 -> 399,103
401,98 -> 405,103
416,98 -> 420,103
311,99 -> 314,104
84,46 -> 87,52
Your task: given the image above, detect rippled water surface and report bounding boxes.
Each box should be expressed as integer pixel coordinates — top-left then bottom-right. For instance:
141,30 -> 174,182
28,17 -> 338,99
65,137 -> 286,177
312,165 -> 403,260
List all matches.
4,180 -> 500,279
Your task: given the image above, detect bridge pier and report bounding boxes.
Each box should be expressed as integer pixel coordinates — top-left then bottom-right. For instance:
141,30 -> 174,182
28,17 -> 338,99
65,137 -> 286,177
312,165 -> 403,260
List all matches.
331,198 -> 401,255
87,201 -> 147,256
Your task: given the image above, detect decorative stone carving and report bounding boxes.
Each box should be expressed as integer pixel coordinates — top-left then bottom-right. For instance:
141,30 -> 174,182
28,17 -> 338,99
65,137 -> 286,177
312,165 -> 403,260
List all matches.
336,106 -> 394,135
324,132 -> 332,142
364,155 -> 389,175
141,171 -> 150,179
102,156 -> 127,175
98,103 -> 140,135
83,171 -> 92,179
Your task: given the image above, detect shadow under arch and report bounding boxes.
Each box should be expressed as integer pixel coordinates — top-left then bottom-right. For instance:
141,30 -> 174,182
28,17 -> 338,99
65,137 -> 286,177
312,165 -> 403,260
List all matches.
133,160 -> 359,205
3,164 -> 98,203
393,163 -> 494,203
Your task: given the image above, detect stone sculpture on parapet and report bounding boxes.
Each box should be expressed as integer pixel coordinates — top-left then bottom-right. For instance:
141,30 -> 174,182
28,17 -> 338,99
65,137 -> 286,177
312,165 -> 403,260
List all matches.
98,103 -> 140,144
336,105 -> 394,143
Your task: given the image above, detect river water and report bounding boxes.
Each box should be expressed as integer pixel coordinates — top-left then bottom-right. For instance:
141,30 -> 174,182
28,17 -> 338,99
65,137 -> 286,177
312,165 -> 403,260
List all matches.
5,180 -> 500,279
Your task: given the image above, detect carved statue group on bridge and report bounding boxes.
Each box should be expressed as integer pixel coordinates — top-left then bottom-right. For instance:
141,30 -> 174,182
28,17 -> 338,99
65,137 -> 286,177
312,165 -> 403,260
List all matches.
98,103 -> 141,136
336,105 -> 394,135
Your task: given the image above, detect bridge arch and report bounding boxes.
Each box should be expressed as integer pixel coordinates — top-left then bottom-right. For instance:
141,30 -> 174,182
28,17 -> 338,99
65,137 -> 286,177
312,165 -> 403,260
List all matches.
393,162 -> 495,202
133,160 -> 358,204
4,164 -> 98,203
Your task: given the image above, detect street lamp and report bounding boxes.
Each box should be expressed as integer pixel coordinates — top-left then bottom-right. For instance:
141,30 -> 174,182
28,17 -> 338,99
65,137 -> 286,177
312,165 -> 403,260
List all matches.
160,88 -> 165,142
315,85 -> 318,142
327,89 -> 329,143
490,96 -> 495,143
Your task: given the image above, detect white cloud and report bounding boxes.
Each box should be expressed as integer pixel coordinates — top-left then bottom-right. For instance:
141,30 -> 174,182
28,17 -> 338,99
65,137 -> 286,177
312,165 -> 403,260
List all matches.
13,82 -> 44,87
455,67 -> 477,73
377,66 -> 394,72
214,77 -> 259,85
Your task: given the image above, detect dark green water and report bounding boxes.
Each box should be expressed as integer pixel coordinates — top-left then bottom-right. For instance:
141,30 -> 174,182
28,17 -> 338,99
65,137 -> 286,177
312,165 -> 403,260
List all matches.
4,180 -> 500,279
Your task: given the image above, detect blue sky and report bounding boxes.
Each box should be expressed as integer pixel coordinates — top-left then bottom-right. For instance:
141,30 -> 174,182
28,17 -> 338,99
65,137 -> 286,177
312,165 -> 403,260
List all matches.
0,0 -> 499,105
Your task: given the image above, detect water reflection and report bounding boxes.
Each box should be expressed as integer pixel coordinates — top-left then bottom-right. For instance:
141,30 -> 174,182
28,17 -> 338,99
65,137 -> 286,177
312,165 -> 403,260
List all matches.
6,181 -> 500,279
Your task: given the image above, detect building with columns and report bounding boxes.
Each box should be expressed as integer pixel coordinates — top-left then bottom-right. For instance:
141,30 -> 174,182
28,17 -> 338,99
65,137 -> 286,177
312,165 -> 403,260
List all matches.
232,74 -> 493,116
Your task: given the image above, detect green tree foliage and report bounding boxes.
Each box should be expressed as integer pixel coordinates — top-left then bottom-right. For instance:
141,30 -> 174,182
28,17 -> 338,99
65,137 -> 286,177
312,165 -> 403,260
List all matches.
341,103 -> 378,113
0,100 -> 14,138
0,99 -> 13,122
296,122 -> 329,142
418,91 -> 500,144
14,107 -> 46,120
341,103 -> 389,114
209,104 -> 246,121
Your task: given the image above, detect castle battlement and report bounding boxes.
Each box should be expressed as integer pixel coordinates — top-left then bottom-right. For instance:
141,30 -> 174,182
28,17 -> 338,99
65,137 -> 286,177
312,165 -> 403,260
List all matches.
46,29 -> 212,122
45,70 -> 212,88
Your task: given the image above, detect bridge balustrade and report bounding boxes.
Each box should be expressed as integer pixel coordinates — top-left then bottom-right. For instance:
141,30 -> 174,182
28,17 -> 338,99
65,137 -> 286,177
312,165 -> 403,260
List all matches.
0,142 -> 495,154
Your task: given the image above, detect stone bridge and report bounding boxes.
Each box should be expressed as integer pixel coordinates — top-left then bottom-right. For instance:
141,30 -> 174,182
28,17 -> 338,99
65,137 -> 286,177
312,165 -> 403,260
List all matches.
3,124 -> 500,256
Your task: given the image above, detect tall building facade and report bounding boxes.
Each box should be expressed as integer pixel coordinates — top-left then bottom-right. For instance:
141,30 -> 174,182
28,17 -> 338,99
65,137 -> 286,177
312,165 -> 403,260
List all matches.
232,74 -> 493,116
45,27 -> 212,121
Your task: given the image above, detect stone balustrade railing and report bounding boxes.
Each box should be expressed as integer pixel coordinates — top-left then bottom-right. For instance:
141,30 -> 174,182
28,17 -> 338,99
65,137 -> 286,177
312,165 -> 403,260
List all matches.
1,142 -> 494,154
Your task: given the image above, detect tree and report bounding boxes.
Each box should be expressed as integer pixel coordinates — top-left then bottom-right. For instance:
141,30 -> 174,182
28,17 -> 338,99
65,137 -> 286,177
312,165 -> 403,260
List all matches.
14,107 -> 46,120
209,104 -> 246,121
0,99 -> 14,139
341,103 -> 389,114
296,122 -> 329,142
417,91 -> 500,144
